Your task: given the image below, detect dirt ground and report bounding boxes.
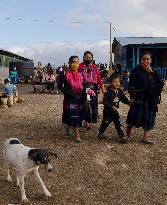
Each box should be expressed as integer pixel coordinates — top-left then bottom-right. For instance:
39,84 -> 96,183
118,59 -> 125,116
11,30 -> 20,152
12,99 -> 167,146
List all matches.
1,84 -> 167,205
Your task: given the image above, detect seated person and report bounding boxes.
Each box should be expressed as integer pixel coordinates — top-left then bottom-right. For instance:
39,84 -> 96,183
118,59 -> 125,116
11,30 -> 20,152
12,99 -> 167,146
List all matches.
46,70 -> 56,94
33,67 -> 43,93
3,78 -> 16,107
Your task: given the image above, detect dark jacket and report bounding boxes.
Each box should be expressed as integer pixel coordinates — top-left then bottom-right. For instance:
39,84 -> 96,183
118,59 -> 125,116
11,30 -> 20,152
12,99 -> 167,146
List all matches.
128,65 -> 164,105
103,86 -> 130,112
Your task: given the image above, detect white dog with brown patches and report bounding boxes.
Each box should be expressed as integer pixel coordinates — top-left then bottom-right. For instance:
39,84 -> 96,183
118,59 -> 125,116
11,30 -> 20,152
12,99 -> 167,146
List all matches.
3,138 -> 57,203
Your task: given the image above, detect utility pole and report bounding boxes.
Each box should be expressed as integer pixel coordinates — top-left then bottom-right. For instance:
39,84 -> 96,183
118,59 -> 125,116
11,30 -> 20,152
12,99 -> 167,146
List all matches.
109,21 -> 112,75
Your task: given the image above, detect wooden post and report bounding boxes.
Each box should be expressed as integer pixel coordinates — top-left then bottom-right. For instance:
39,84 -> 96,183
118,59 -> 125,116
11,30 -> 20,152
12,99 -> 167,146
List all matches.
99,21 -> 112,104
109,22 -> 112,75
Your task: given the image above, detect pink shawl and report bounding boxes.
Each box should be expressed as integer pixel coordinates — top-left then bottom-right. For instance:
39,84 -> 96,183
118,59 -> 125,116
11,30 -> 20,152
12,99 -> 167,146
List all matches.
66,68 -> 83,93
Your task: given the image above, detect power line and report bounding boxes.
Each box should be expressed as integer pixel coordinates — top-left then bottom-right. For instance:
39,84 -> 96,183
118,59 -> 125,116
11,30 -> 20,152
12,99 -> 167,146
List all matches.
1,17 -> 120,35
3,17 -> 57,23
1,17 -> 115,26
0,39 -> 110,45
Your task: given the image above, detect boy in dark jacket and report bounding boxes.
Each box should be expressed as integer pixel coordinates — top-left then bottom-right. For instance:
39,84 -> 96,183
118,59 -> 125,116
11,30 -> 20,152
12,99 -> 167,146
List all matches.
98,75 -> 130,143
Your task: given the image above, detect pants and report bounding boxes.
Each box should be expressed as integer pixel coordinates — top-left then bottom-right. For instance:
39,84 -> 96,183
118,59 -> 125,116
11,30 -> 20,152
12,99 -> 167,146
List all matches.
99,111 -> 124,138
11,76 -> 17,84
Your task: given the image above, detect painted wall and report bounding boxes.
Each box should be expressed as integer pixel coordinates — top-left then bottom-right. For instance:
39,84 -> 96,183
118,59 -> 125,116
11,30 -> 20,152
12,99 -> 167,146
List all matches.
113,44 -> 127,70
114,45 -> 167,73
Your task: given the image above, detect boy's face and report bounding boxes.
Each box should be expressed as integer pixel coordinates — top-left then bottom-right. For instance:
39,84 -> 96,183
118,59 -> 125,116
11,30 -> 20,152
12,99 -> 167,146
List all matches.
111,78 -> 120,89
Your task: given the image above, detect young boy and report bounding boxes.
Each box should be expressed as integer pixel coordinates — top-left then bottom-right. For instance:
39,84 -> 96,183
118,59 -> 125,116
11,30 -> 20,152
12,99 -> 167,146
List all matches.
98,75 -> 130,143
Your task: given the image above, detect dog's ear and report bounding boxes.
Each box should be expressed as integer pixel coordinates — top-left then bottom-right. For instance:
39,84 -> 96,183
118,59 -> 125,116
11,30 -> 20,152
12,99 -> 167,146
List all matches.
49,151 -> 57,158
28,149 -> 38,161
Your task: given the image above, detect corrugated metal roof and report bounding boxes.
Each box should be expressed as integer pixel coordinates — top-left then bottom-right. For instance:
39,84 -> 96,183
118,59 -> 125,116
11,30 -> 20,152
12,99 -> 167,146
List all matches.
115,37 -> 167,46
0,49 -> 32,62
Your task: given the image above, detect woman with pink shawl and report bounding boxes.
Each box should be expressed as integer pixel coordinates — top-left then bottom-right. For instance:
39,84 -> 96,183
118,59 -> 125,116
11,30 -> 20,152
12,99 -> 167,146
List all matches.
57,56 -> 83,143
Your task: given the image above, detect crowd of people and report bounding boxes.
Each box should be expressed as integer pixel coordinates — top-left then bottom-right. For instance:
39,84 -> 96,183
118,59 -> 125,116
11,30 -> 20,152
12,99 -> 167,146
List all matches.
32,61 -> 110,94
32,62 -> 59,94
1,50 -> 164,145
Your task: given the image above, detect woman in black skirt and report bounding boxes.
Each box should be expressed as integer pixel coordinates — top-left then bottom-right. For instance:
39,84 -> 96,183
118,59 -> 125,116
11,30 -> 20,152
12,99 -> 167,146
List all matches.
126,51 -> 164,144
58,56 -> 83,143
78,51 -> 105,130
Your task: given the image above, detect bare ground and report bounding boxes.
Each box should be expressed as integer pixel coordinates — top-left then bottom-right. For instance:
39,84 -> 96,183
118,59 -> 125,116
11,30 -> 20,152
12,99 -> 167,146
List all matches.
0,84 -> 167,205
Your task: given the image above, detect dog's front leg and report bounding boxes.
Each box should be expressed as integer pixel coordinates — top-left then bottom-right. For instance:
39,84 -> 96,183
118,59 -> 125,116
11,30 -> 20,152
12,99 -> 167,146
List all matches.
18,175 -> 29,203
34,169 -> 51,197
16,175 -> 20,187
6,164 -> 12,182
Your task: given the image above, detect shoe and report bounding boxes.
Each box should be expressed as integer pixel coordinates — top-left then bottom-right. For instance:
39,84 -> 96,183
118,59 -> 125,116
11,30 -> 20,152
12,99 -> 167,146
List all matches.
141,139 -> 155,145
120,136 -> 128,144
98,134 -> 107,139
75,138 -> 82,143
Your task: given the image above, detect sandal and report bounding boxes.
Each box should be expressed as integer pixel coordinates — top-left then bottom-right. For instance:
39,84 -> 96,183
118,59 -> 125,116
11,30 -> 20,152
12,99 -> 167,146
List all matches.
120,136 -> 128,144
86,126 -> 91,131
141,139 -> 155,145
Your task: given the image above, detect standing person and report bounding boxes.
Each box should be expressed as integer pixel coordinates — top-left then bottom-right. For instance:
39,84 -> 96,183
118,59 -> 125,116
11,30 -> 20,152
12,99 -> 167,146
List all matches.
9,66 -> 19,84
98,75 -> 130,143
46,63 -> 53,74
122,69 -> 129,91
37,62 -> 42,69
78,51 -> 105,130
126,51 -> 164,144
58,56 -> 83,143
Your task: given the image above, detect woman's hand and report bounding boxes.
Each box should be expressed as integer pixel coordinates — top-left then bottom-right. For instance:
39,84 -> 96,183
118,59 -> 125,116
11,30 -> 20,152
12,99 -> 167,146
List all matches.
102,85 -> 106,93
112,106 -> 118,112
145,65 -> 153,73
141,63 -> 153,73
129,99 -> 134,106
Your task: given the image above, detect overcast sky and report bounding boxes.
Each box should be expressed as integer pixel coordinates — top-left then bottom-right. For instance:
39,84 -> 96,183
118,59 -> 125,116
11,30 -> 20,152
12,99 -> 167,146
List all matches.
0,0 -> 167,66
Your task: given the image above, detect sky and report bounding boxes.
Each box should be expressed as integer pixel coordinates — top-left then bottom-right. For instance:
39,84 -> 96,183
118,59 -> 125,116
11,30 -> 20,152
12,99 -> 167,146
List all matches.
0,0 -> 167,66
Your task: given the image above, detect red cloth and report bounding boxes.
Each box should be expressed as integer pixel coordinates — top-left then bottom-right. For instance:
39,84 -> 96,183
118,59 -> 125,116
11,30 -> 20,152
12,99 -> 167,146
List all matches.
78,63 -> 103,89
